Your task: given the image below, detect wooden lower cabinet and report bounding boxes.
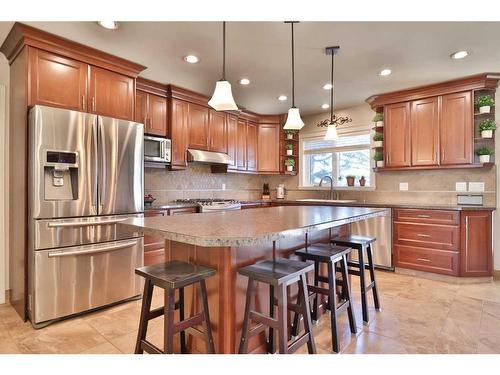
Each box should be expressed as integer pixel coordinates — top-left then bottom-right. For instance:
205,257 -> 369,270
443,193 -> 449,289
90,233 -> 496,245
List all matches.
460,210 -> 493,277
394,245 -> 459,276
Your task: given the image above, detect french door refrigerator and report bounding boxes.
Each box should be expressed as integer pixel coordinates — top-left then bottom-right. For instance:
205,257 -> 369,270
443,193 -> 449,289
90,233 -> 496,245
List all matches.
28,105 -> 144,327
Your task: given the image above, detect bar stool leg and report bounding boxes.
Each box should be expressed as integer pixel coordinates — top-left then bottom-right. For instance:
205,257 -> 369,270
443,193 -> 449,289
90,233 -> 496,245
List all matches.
238,278 -> 255,354
135,279 -> 154,354
268,285 -> 276,353
340,255 -> 357,334
164,288 -> 176,354
327,261 -> 339,353
312,261 -> 320,321
179,287 -> 187,354
299,274 -> 316,354
366,244 -> 381,310
358,245 -> 369,324
198,279 -> 215,354
276,283 -> 288,354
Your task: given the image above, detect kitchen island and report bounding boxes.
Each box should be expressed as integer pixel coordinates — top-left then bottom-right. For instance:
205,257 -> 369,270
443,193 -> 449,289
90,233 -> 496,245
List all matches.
121,205 -> 386,353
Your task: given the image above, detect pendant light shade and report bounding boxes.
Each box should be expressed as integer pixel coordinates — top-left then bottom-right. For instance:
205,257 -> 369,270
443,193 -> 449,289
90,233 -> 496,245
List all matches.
283,21 -> 304,130
209,22 -> 238,111
324,124 -> 339,140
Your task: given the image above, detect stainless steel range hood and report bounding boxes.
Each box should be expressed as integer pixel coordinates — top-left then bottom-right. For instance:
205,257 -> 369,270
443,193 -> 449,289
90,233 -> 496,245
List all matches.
187,149 -> 232,165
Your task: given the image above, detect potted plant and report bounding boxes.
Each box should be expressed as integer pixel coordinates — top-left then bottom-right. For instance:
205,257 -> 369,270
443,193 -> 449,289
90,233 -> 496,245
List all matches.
359,176 -> 366,187
286,143 -> 294,155
374,151 -> 384,168
476,146 -> 494,163
285,158 -> 295,172
373,132 -> 384,148
346,175 -> 355,186
475,95 -> 495,114
285,130 -> 297,140
373,113 -> 384,127
479,119 -> 496,138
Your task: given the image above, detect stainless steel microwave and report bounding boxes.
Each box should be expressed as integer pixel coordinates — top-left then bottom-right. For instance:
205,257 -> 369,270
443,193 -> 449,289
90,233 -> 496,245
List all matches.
144,136 -> 171,163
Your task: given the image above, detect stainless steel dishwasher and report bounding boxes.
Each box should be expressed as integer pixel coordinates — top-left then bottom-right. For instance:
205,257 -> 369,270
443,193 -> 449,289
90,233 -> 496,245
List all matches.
349,207 -> 393,270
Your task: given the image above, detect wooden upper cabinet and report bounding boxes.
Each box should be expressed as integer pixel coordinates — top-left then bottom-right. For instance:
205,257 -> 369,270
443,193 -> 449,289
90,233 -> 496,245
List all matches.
29,49 -> 88,111
236,119 -> 247,170
169,99 -> 189,169
148,94 -> 167,137
135,90 -> 148,125
208,110 -> 227,153
411,97 -> 439,166
89,66 -> 135,121
226,115 -> 238,170
246,122 -> 258,172
258,123 -> 280,173
385,102 -> 411,167
460,210 -> 492,277
187,103 -> 209,150
440,91 -> 473,165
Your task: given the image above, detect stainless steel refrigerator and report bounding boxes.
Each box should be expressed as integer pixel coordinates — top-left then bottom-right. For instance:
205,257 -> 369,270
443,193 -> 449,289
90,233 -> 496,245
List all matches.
28,105 -> 144,327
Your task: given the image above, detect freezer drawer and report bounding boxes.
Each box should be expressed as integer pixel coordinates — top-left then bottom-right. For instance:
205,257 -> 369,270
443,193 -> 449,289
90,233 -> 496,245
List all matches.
32,238 -> 143,324
33,214 -> 143,250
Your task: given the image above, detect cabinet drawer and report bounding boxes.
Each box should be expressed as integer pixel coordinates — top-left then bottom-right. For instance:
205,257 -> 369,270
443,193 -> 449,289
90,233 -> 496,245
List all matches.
394,222 -> 459,250
394,245 -> 459,276
394,209 -> 459,225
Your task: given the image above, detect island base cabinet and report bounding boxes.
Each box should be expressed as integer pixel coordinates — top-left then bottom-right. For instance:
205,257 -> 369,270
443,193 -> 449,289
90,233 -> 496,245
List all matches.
460,210 -> 493,277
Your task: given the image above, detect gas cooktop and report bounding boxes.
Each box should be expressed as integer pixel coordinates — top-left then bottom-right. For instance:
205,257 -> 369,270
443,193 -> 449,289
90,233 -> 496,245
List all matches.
175,199 -> 241,212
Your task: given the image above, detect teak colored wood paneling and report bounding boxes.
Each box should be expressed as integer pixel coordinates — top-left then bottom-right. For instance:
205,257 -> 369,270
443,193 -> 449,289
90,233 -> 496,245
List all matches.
460,210 -> 493,277
135,90 -> 148,125
411,97 -> 439,166
147,94 -> 167,136
393,222 -> 459,251
187,102 -> 210,150
28,48 -> 88,111
384,102 -> 411,167
208,110 -> 227,153
236,119 -> 247,170
257,123 -> 280,173
394,245 -> 459,276
246,122 -> 258,172
169,98 -> 189,169
89,66 -> 135,120
226,115 -> 238,170
393,209 -> 459,226
440,91 -> 473,165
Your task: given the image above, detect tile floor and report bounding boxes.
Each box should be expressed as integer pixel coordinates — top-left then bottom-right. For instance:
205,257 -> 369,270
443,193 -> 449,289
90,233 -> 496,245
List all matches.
1,271 -> 500,354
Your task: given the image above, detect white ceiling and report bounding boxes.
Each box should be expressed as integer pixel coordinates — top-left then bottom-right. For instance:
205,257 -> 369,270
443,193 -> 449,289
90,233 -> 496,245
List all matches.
1,21 -> 500,115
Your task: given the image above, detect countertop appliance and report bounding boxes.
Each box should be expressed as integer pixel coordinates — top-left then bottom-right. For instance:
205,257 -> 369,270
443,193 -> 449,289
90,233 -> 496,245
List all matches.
28,105 -> 145,327
276,184 -> 286,199
176,199 -> 242,212
144,135 -> 171,164
349,207 -> 393,270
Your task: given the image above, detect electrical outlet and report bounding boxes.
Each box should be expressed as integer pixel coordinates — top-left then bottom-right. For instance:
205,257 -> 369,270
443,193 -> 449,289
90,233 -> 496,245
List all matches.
222,183 -> 226,190
399,182 -> 408,191
455,182 -> 467,192
468,182 -> 485,192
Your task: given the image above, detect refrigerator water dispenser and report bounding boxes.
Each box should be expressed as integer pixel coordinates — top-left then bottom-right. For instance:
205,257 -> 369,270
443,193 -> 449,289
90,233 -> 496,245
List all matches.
43,151 -> 79,201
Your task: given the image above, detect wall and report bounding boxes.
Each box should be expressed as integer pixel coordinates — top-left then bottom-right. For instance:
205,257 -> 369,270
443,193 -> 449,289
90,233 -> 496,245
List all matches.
0,54 -> 9,303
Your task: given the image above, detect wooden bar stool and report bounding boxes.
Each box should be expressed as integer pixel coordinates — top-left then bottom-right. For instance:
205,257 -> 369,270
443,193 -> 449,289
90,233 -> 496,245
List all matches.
134,260 -> 216,354
331,235 -> 380,324
294,243 -> 357,353
238,258 -> 316,354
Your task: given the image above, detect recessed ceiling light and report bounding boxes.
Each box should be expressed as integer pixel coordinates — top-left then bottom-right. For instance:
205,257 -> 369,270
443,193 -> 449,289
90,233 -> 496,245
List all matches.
278,95 -> 288,101
321,104 -> 330,109
379,69 -> 392,76
239,78 -> 250,85
323,83 -> 333,90
97,21 -> 119,30
183,55 -> 199,64
450,50 -> 469,60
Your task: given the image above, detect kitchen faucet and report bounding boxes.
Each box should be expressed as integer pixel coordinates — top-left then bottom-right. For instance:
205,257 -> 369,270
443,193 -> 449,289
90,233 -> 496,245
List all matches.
319,175 -> 339,200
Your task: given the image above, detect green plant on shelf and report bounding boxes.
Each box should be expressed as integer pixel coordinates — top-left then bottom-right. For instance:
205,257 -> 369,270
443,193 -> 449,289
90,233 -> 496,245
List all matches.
285,143 -> 294,150
373,151 -> 384,161
284,130 -> 298,135
284,158 -> 295,167
475,96 -> 495,108
373,113 -> 384,122
373,133 -> 384,142
475,146 -> 494,156
479,119 -> 497,131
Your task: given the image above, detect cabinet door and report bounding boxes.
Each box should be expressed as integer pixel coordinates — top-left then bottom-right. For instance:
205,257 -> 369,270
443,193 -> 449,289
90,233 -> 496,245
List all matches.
236,119 -> 247,170
148,94 -> 168,137
411,97 -> 439,166
187,103 -> 209,150
247,122 -> 258,172
460,210 -> 492,277
89,66 -> 135,120
440,91 -> 473,165
29,49 -> 88,111
170,99 -> 189,169
143,210 -> 168,266
226,115 -> 238,170
135,90 -> 148,125
208,110 -> 227,153
258,123 -> 280,173
385,102 -> 411,167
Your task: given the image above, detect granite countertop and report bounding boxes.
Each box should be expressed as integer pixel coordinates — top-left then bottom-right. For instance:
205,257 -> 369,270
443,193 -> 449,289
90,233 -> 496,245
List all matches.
121,206 -> 387,247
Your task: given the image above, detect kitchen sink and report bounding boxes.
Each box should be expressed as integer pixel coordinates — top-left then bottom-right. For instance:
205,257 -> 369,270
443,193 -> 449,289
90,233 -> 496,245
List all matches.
296,199 -> 357,203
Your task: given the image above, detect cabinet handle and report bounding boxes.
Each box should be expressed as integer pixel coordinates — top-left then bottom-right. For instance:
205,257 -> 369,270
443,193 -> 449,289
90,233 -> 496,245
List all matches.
465,216 -> 469,254
416,258 -> 431,262
82,95 -> 86,109
92,97 -> 96,112
416,233 -> 431,238
417,214 -> 431,218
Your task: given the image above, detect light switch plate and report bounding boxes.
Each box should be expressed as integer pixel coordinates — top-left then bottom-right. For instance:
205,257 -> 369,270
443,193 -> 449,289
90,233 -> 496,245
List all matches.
468,182 -> 485,192
455,182 -> 467,192
399,182 -> 408,191
221,183 -> 226,190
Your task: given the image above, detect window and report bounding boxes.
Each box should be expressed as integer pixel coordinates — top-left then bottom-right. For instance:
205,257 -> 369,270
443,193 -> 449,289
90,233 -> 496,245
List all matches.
301,133 -> 373,188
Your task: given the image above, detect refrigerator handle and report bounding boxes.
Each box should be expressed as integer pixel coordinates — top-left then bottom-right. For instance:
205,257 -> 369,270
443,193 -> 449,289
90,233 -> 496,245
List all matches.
47,239 -> 139,258
91,116 -> 99,213
97,116 -> 106,212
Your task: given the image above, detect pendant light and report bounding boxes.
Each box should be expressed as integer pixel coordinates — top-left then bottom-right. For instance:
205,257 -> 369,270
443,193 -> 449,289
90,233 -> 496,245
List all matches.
317,46 -> 352,140
283,21 -> 304,130
208,22 -> 238,111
